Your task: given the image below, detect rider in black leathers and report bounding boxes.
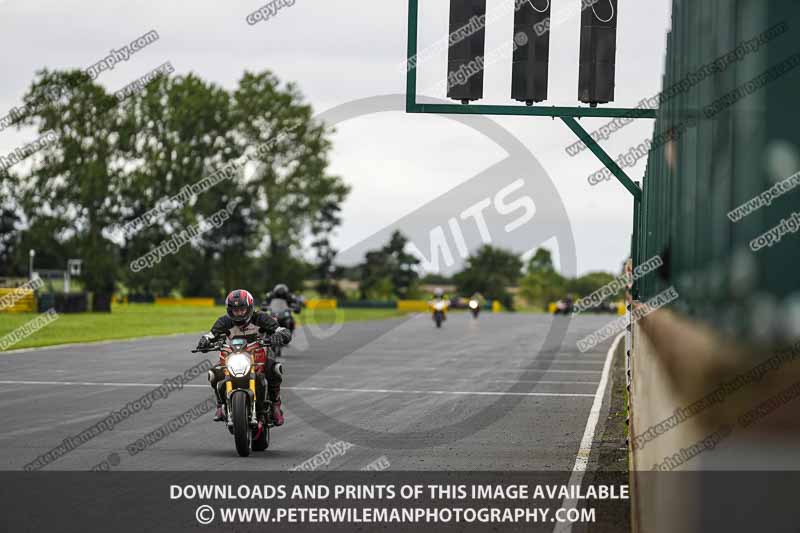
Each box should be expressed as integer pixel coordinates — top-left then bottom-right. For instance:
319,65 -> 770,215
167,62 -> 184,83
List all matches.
262,284 -> 302,331
197,289 -> 291,426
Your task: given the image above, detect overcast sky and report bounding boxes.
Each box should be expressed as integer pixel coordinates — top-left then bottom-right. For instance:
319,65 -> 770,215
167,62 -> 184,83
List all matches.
0,0 -> 673,275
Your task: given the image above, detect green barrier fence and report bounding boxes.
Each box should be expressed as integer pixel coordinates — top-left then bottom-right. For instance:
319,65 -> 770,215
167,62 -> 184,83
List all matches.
633,1 -> 800,341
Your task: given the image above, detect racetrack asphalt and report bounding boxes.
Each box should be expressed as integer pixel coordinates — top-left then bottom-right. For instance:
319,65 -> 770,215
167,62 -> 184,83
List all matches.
0,312 -> 617,472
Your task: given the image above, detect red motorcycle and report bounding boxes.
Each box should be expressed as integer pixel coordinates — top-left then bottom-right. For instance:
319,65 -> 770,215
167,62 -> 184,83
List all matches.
193,336 -> 276,457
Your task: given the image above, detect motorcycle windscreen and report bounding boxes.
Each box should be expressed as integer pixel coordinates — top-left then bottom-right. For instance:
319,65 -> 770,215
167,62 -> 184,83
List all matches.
269,298 -> 289,312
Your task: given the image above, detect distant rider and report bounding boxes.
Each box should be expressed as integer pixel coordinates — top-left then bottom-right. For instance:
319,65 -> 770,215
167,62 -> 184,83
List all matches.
263,283 -> 302,315
197,289 -> 291,426
431,287 -> 448,303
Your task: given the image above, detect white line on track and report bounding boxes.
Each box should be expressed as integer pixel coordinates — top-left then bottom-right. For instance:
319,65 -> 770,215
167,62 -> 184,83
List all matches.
288,386 -> 594,398
552,332 -> 623,533
293,368 -> 604,374
0,380 -> 595,398
304,377 -> 599,385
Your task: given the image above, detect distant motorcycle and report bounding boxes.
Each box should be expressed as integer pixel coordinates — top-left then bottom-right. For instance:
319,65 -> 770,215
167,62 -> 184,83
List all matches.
431,300 -> 449,328
553,298 -> 574,315
192,336 -> 277,457
261,300 -> 299,357
468,299 -> 480,319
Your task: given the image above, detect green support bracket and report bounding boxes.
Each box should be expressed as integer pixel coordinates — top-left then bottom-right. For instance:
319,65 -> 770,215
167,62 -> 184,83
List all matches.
404,0 -> 650,201
408,102 -> 657,120
561,116 -> 642,202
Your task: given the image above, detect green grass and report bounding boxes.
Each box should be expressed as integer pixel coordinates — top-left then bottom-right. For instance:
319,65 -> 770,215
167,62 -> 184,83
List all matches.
0,304 -> 407,351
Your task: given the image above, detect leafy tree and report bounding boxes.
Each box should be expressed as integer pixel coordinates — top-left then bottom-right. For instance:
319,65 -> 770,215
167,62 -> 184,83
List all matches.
12,70 -> 126,294
454,245 -> 523,309
420,273 -> 455,285
116,73 -> 241,297
359,230 -> 421,300
310,199 -> 344,297
567,272 -> 620,299
520,269 -> 566,310
0,171 -> 23,277
5,68 -> 349,300
520,269 -> 621,311
527,247 -> 554,274
233,72 -> 349,293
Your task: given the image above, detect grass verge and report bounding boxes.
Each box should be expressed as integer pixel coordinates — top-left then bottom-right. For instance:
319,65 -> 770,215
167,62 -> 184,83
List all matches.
0,304 -> 407,351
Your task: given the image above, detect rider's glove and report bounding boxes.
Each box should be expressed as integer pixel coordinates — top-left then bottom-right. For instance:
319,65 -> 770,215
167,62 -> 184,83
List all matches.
270,328 -> 289,346
197,336 -> 212,350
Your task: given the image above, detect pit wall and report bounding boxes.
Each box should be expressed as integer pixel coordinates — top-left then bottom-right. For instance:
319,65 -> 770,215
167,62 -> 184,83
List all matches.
628,307 -> 800,533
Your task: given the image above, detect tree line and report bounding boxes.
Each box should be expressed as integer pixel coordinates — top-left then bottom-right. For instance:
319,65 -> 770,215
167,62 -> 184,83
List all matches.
0,68 -> 349,299
0,68 -> 623,308
349,232 -> 623,311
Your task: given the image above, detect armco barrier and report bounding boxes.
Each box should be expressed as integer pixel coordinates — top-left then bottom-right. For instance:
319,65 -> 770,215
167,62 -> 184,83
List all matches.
154,297 -> 215,307
305,299 -> 337,310
397,300 -> 429,312
0,289 -> 36,313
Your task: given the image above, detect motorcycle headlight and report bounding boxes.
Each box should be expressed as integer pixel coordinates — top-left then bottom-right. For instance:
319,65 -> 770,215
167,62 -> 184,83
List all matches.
226,352 -> 252,377
434,302 -> 445,311
469,300 -> 478,309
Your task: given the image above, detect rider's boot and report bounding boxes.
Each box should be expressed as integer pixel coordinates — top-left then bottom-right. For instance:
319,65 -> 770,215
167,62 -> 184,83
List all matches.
212,381 -> 226,421
269,387 -> 284,426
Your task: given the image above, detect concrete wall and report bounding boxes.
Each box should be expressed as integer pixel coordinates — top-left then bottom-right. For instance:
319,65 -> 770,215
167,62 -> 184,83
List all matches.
629,308 -> 800,532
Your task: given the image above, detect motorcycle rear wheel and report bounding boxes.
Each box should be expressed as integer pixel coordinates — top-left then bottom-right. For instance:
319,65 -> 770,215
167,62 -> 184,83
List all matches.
231,391 -> 251,457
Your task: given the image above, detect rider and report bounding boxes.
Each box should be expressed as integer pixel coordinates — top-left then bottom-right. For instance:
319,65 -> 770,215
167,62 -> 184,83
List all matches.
197,289 -> 291,426
263,283 -> 302,315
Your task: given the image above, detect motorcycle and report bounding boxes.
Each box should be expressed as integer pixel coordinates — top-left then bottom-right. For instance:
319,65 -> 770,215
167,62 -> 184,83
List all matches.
468,299 -> 480,319
431,300 -> 448,328
261,302 -> 298,358
553,298 -> 574,315
192,336 -> 276,457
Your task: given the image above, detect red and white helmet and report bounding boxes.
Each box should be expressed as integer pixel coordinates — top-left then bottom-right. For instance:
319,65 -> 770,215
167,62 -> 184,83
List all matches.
225,289 -> 254,326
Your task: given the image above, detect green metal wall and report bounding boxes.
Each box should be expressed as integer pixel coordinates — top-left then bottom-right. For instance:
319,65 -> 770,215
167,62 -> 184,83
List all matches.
634,1 -> 800,342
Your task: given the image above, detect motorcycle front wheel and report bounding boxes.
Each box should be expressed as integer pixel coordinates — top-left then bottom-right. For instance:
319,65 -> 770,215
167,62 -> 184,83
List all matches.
231,391 -> 251,457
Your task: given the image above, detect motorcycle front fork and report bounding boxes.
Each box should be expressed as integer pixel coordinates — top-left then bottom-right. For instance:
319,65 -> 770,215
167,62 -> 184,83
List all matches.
225,376 -> 259,428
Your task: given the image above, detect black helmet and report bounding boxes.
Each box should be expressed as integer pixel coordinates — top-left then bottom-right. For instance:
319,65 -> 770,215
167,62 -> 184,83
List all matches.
273,284 -> 289,298
226,289 -> 254,326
